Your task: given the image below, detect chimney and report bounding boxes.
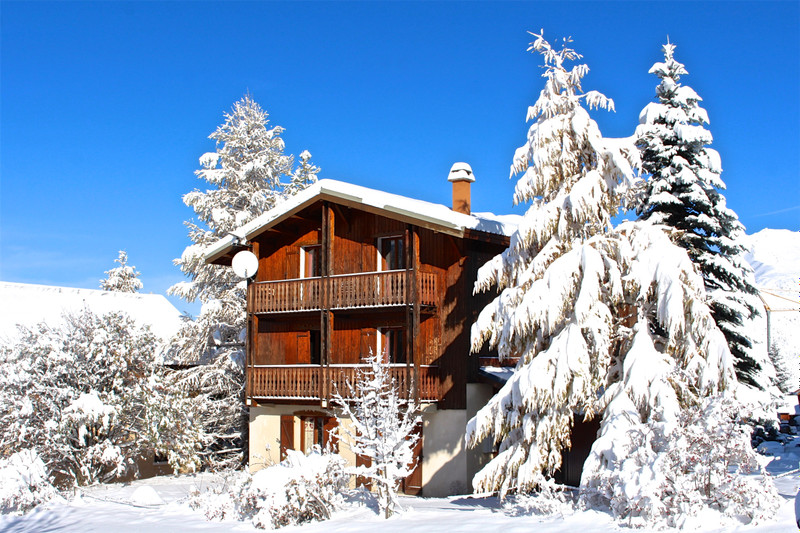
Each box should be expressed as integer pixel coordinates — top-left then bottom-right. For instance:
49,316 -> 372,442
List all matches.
448,162 -> 474,215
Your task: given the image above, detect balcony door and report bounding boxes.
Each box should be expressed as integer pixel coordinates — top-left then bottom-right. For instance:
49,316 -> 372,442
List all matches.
377,326 -> 406,364
301,245 -> 322,278
377,235 -> 404,271
299,245 -> 321,306
295,330 -> 321,365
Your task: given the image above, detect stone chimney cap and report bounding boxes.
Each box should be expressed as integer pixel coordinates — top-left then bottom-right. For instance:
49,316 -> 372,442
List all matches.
448,162 -> 475,183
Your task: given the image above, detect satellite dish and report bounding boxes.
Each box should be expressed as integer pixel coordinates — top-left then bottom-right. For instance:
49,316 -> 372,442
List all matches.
232,250 -> 259,279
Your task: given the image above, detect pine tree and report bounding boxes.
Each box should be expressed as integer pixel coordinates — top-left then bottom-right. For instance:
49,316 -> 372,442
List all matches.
635,42 -> 763,388
169,95 -> 319,469
465,34 -> 775,525
331,350 -> 421,519
100,250 -> 142,293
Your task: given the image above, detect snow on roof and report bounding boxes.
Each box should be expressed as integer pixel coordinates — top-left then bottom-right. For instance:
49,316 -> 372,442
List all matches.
478,366 -> 515,385
776,393 -> 800,415
205,179 -> 520,264
0,282 -> 183,342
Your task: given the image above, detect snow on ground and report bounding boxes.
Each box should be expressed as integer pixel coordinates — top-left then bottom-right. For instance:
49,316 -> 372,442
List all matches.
2,453 -> 797,533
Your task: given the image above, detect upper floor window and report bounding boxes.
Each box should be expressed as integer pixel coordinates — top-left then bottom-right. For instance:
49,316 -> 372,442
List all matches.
378,236 -> 404,271
378,326 -> 406,364
301,245 -> 322,278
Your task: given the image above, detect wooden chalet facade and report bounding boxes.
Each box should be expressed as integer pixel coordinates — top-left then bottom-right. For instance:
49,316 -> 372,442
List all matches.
206,172 -> 518,496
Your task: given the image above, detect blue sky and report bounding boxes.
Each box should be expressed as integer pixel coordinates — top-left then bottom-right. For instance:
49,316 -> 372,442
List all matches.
1,1 -> 798,315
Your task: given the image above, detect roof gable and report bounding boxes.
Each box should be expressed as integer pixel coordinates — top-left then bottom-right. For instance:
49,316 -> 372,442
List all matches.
205,179 -> 519,264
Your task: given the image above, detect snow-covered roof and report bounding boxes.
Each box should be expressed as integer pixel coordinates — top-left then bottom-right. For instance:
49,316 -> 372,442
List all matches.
776,395 -> 800,415
0,282 -> 183,342
205,179 -> 520,264
478,366 -> 515,386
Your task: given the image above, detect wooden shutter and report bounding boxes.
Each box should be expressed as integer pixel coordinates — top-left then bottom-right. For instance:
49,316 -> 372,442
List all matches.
355,453 -> 372,489
279,415 -> 294,460
323,416 -> 339,452
286,248 -> 299,279
403,423 -> 423,495
296,332 -> 310,364
360,329 -> 377,362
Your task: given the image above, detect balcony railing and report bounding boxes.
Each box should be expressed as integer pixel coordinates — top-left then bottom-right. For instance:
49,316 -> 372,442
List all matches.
249,364 -> 439,402
249,271 -> 437,314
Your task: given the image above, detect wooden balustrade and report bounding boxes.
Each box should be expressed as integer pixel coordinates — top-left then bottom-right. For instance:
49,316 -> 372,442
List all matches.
249,364 -> 439,402
330,271 -> 407,309
249,278 -> 322,313
249,271 -> 437,313
249,365 -> 322,399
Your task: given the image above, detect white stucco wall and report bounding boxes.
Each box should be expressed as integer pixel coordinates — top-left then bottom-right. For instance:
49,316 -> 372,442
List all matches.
248,403 -> 357,481
248,404 -> 292,470
466,383 -> 494,486
420,405 -> 468,497
249,394 -> 495,497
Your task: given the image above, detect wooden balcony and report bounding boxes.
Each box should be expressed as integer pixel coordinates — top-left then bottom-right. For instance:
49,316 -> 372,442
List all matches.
249,364 -> 440,402
249,271 -> 438,314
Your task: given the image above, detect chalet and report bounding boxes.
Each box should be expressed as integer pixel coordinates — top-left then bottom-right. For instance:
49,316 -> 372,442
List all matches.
205,165 -> 520,496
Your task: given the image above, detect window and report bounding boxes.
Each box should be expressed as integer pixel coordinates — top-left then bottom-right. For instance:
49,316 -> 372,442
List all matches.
296,330 -> 321,365
300,245 -> 322,278
281,414 -> 338,459
301,416 -> 325,453
377,326 -> 406,364
377,236 -> 404,271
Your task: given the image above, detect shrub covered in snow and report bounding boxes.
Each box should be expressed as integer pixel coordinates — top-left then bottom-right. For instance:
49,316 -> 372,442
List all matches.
188,448 -> 347,529
583,395 -> 779,528
0,310 -> 202,487
0,450 -> 60,514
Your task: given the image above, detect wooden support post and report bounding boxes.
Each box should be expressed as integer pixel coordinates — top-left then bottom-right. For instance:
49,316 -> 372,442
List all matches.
405,225 -> 420,403
321,202 -> 334,403
246,240 -> 260,404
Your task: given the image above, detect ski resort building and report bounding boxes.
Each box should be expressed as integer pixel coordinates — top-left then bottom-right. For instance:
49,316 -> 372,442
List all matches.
204,167 -> 522,496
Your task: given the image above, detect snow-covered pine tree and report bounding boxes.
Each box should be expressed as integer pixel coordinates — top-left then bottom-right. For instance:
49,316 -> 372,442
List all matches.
169,95 -> 319,469
284,150 -> 320,198
100,250 -> 142,293
635,42 -> 763,389
331,350 -> 421,519
466,33 -> 777,526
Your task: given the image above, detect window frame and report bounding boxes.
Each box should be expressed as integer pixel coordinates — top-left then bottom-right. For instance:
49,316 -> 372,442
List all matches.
377,326 -> 406,364
376,235 -> 405,272
300,244 -> 322,278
